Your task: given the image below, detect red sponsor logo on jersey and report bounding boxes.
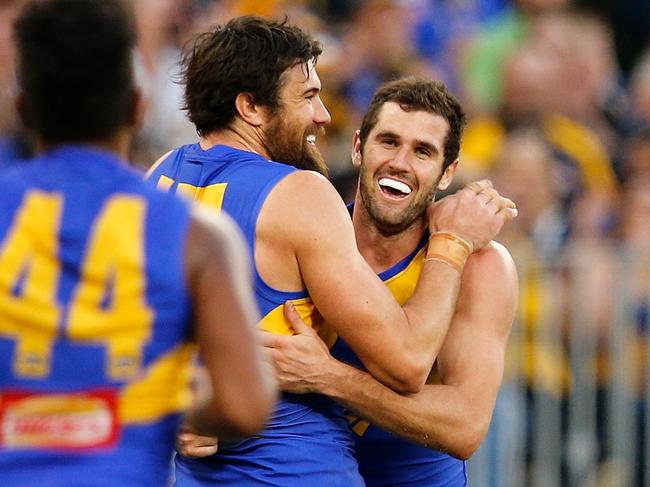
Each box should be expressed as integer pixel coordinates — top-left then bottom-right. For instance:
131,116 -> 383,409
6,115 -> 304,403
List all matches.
0,389 -> 119,450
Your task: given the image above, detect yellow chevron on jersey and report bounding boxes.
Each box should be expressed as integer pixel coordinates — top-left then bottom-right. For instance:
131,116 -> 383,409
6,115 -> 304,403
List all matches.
381,247 -> 426,305
259,297 -> 337,349
156,175 -> 227,214
120,343 -> 196,424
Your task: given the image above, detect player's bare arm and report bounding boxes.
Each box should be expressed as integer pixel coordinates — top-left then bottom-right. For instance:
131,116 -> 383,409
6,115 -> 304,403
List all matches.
269,241 -> 517,459
184,208 -> 277,440
257,170 -> 515,393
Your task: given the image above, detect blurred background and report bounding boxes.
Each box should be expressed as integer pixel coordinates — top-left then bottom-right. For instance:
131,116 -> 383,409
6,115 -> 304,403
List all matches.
1,0 -> 649,485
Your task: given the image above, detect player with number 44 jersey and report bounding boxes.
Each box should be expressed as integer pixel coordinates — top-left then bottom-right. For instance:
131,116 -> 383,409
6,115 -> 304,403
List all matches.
0,146 -> 199,484
0,0 -> 275,485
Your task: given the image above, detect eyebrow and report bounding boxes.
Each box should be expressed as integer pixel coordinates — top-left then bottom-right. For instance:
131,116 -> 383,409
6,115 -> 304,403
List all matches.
375,130 -> 440,156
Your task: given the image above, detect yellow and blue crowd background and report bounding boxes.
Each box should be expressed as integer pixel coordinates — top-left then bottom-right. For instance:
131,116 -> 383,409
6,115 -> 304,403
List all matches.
1,0 -> 649,485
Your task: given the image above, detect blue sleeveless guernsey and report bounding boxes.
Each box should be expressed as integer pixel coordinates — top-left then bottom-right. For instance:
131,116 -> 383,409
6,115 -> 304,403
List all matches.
0,146 -> 194,486
147,144 -> 363,487
332,212 -> 468,487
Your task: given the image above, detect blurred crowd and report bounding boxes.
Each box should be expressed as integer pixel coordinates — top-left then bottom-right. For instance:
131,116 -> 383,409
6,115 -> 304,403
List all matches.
1,0 -> 650,483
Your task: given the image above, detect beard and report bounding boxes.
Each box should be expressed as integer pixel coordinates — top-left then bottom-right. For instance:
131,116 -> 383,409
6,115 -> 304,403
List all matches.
358,163 -> 439,235
264,112 -> 329,178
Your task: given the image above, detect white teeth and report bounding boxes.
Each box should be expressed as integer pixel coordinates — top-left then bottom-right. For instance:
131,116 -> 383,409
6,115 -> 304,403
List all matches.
306,135 -> 316,145
378,177 -> 412,195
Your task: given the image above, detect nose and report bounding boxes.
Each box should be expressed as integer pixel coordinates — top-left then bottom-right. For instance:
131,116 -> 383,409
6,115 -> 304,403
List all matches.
389,145 -> 410,169
314,96 -> 331,125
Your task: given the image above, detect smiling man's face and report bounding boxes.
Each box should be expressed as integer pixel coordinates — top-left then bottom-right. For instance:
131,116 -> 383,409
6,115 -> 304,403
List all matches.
263,60 -> 331,176
356,101 -> 454,235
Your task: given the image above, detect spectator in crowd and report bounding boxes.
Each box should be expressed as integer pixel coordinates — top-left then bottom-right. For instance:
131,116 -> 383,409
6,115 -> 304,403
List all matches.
461,0 -> 571,112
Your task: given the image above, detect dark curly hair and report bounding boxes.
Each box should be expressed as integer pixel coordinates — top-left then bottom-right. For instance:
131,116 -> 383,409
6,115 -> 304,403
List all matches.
14,0 -> 137,143
181,15 -> 322,137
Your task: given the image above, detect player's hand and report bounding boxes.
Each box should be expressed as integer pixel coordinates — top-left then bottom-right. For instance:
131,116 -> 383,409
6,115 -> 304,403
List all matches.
427,179 -> 517,251
261,302 -> 332,394
176,422 -> 219,458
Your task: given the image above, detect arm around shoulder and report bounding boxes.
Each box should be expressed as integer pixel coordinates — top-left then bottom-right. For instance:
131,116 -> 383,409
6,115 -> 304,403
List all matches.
262,170 -> 463,393
458,240 -> 518,337
313,240 -> 518,459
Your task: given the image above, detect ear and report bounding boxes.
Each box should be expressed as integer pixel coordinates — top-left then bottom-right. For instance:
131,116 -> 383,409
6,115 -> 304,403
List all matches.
351,130 -> 363,168
234,92 -> 265,126
437,159 -> 459,191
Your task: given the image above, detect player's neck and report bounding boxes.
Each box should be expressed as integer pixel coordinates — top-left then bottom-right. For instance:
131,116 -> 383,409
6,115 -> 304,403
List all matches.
200,121 -> 271,160
36,131 -> 131,161
352,200 -> 427,274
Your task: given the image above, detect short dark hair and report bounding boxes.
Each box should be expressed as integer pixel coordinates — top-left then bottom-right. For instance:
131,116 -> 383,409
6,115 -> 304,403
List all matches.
359,77 -> 466,171
14,0 -> 136,143
181,15 -> 322,137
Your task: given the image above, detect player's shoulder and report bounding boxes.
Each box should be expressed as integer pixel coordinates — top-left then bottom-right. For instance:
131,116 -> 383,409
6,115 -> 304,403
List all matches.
271,169 -> 339,204
466,240 -> 517,281
259,169 -> 351,243
133,166 -> 192,217
145,144 -> 197,180
145,149 -> 174,179
481,240 -> 513,261
459,241 -> 518,327
265,169 -> 348,226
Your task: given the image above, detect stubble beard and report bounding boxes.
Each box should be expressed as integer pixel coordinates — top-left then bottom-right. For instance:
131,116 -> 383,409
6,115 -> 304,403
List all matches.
358,164 -> 439,236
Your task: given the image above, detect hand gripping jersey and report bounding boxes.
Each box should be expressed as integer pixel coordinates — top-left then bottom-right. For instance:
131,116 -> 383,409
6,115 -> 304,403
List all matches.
332,224 -> 468,487
147,144 -> 363,487
0,146 -> 195,486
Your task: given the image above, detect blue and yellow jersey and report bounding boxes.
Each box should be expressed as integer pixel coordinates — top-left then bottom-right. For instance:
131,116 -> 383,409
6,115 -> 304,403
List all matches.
332,227 -> 467,487
147,144 -> 363,487
0,146 -> 195,486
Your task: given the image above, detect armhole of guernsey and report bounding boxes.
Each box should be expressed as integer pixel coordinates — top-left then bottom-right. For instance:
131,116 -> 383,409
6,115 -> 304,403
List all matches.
251,169 -> 332,342
250,167 -> 307,304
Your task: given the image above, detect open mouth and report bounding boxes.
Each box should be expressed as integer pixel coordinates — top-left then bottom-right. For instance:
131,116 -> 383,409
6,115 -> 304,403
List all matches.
378,177 -> 412,199
306,134 -> 317,146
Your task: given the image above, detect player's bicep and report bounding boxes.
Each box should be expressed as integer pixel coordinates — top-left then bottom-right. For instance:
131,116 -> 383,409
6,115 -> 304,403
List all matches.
437,243 -> 517,396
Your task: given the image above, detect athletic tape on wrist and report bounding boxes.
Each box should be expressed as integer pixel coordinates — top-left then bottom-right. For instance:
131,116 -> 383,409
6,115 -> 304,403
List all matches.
424,232 -> 472,273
